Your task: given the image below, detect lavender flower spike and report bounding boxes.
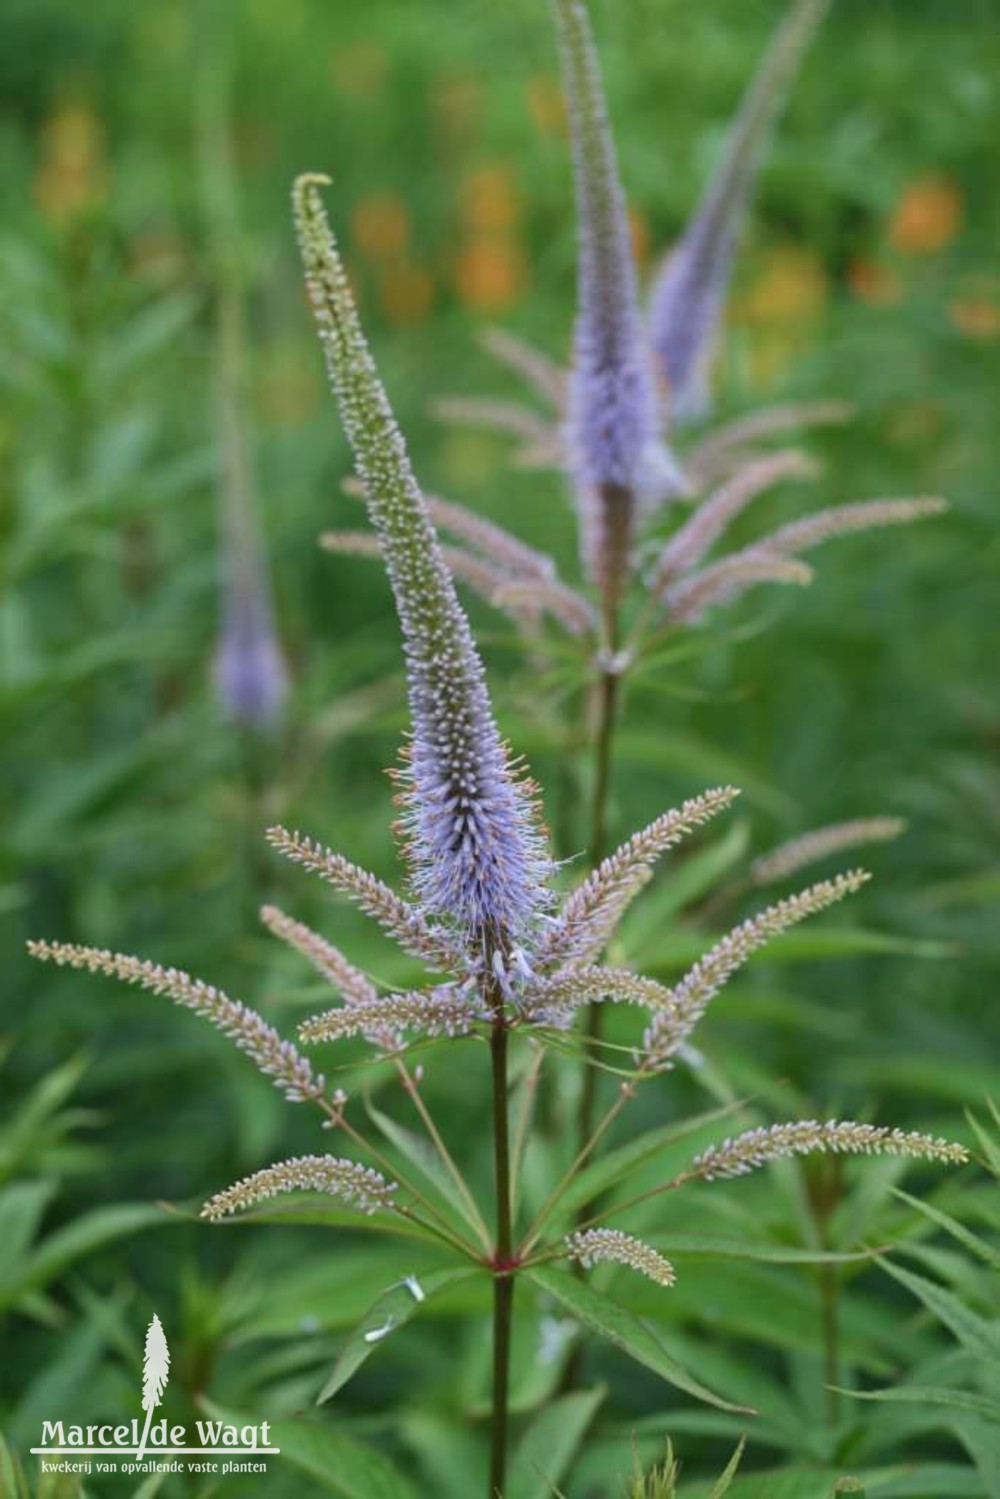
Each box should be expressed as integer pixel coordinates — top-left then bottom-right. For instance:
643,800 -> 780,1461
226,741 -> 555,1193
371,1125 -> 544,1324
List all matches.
293,176 -> 551,945
650,0 -> 831,424
554,0 -> 685,611
215,573 -> 288,729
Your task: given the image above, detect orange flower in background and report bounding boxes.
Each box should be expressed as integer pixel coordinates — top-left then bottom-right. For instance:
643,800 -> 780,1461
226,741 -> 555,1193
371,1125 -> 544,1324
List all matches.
455,237 -> 526,313
461,165 -> 521,235
34,103 -> 109,225
848,256 -> 902,307
379,261 -> 434,327
351,194 -> 410,260
948,284 -> 1000,341
734,243 -> 829,388
258,348 -> 322,427
330,41 -> 388,100
889,174 -> 963,255
629,208 -> 650,268
526,74 -> 566,136
434,73 -> 482,148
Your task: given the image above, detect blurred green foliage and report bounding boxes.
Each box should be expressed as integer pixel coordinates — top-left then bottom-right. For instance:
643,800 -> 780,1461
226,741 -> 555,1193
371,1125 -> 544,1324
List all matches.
1,0 -> 997,1494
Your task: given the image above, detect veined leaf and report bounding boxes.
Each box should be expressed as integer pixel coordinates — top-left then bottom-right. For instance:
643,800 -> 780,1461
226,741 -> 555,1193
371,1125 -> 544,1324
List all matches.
364,1096 -> 480,1235
892,1188 -> 1000,1272
527,1266 -> 752,1413
199,1401 -> 418,1498
841,1384 -> 1000,1422
558,1103 -> 748,1219
881,1258 -> 1000,1364
318,1266 -> 482,1403
507,1387 -> 605,1499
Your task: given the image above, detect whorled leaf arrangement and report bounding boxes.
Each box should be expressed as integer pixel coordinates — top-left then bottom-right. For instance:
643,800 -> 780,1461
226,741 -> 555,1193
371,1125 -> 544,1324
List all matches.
27,173 -> 968,1499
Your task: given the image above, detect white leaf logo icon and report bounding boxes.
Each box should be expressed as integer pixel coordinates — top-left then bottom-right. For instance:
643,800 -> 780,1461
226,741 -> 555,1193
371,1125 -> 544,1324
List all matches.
137,1314 -> 170,1460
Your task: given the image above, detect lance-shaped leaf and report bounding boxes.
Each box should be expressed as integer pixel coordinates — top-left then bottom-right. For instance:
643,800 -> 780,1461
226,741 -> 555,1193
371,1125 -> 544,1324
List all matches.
651,448 -> 819,588
27,940 -> 325,1103
294,175 -> 552,943
642,870 -> 869,1066
751,817 -> 906,886
650,0 -> 831,423
554,0 -> 684,605
202,1155 -> 399,1220
539,787 -> 739,969
527,1266 -> 753,1412
317,1267 -> 482,1403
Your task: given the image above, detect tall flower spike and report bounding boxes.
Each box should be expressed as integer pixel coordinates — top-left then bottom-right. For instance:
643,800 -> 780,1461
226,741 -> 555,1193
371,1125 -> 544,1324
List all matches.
27,940 -> 324,1103
650,0 -> 831,424
642,869 -> 868,1068
541,787 -> 739,969
687,1120 -> 969,1182
554,0 -> 685,614
293,175 -> 551,946
202,1155 -> 398,1219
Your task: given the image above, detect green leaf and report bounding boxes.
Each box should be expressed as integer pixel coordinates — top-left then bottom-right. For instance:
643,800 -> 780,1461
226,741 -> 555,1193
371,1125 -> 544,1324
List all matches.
707,1438 -> 746,1498
364,1096 -> 479,1234
880,1258 -> 1000,1364
20,1203 -> 164,1296
0,1182 -> 53,1300
507,1387 -> 605,1499
892,1188 -> 1000,1272
650,1233 -> 874,1267
200,1401 -> 419,1499
527,1267 -> 752,1413
841,1384 -> 1000,1422
558,1103 -> 747,1219
318,1266 -> 482,1403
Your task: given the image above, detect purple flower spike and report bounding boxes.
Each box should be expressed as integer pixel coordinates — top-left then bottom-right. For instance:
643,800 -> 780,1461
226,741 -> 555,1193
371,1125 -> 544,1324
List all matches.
293,176 -> 551,946
649,0 -> 831,425
215,576 -> 287,729
554,0 -> 685,609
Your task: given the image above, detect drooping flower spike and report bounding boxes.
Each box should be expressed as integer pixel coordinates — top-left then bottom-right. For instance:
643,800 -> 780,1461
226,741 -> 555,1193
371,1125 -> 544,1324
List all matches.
293,174 -> 552,948
649,0 -> 832,424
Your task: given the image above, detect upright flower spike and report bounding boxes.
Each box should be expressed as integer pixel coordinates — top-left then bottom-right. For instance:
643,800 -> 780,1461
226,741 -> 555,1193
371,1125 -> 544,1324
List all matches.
553,0 -> 684,614
649,0 -> 831,424
293,176 -> 551,947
